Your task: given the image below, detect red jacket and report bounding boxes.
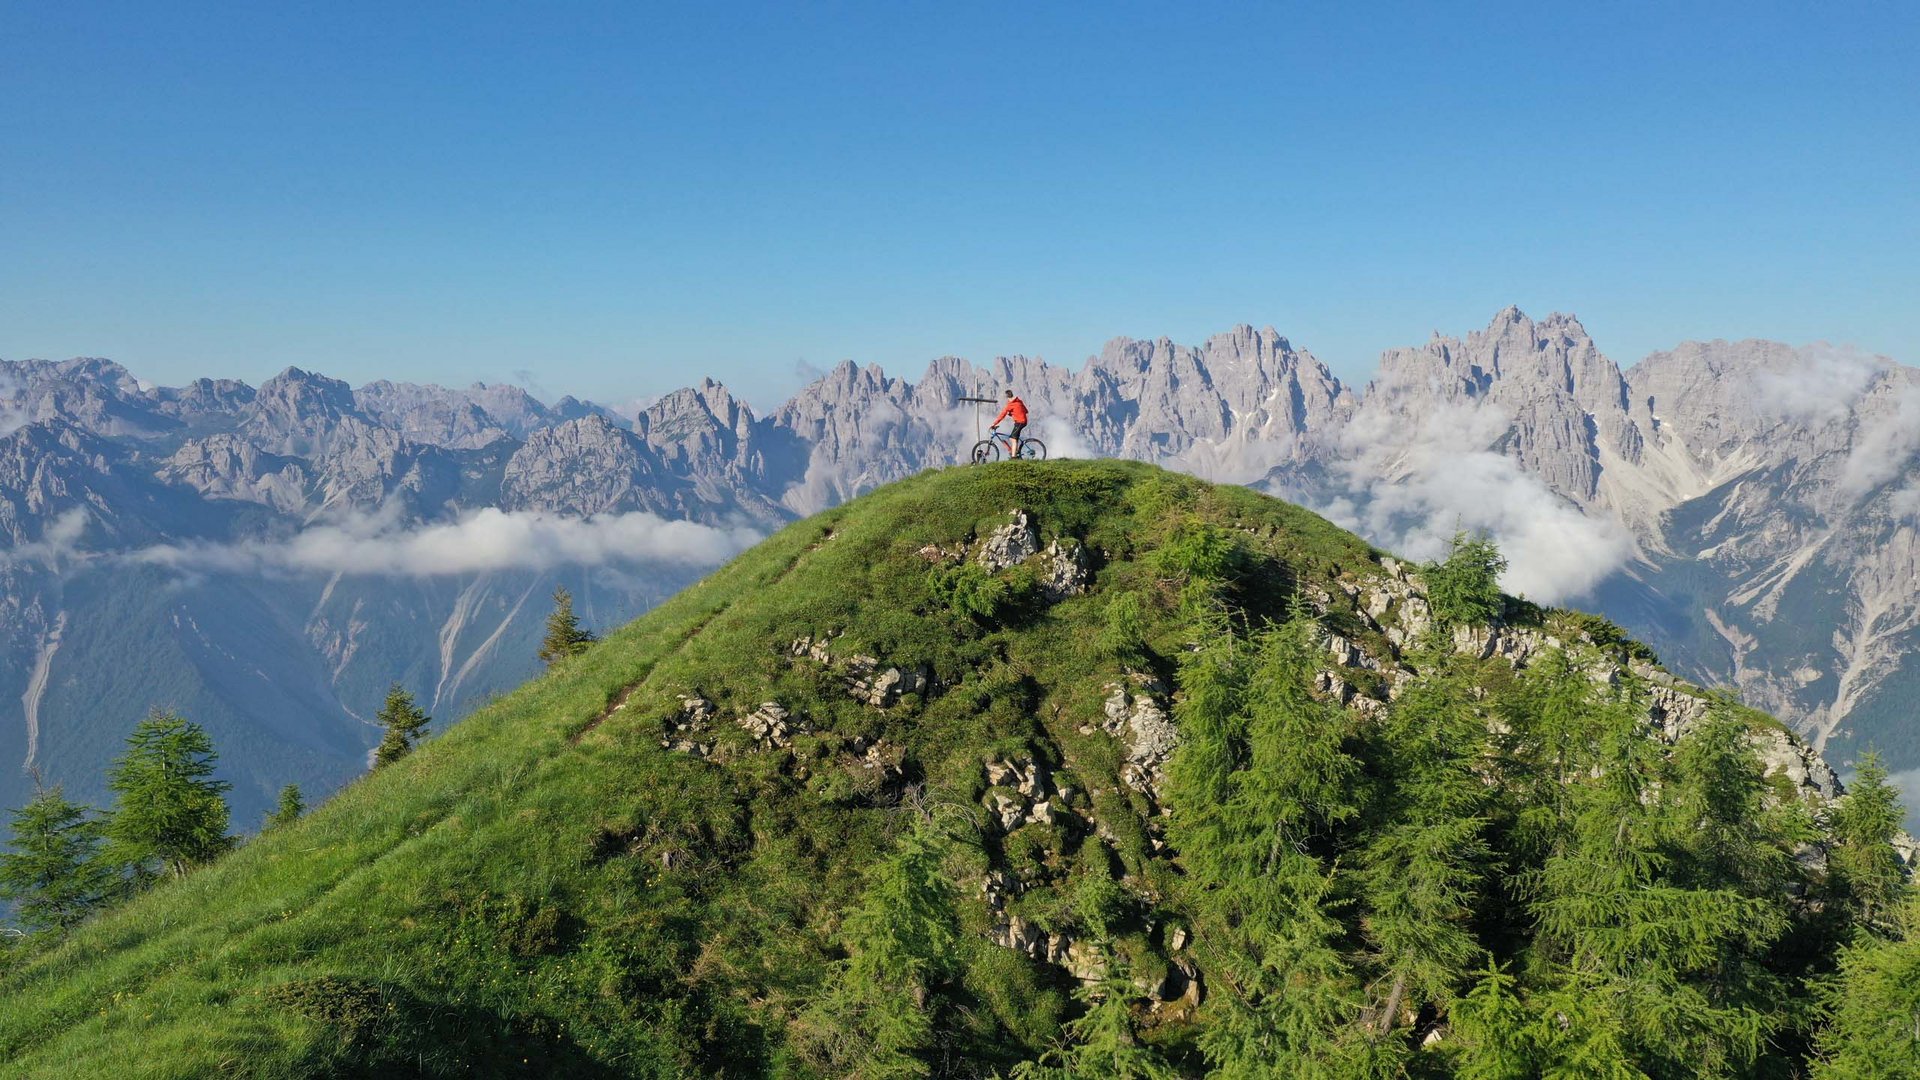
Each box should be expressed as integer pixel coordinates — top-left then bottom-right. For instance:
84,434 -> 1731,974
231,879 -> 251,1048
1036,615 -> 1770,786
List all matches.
993,396 -> 1029,426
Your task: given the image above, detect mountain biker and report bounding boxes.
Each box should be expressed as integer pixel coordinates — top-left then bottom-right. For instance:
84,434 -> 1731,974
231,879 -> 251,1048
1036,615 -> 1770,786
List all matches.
991,389 -> 1029,459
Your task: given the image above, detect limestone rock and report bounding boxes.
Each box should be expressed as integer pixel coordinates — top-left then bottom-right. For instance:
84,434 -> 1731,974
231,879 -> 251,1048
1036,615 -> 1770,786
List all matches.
1040,539 -> 1091,600
976,510 -> 1040,571
737,702 -> 803,749
1102,674 -> 1177,798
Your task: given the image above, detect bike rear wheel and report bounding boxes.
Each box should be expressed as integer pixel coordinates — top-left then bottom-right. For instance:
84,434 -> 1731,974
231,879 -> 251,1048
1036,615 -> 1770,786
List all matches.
1015,439 -> 1047,461
970,439 -> 1001,464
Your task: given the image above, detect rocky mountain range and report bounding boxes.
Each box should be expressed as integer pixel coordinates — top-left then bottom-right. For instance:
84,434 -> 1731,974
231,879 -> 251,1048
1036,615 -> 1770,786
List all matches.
4,307 -> 1918,823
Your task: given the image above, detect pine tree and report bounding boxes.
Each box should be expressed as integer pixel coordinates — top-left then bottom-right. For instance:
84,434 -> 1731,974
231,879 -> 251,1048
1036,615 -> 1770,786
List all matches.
0,785 -> 116,932
263,784 -> 305,829
1812,894 -> 1920,1079
1355,661 -> 1495,1037
538,586 -> 596,667
1527,667 -> 1785,1078
1010,945 -> 1178,1080
373,685 -> 430,768
105,711 -> 231,880
1424,531 -> 1507,629
1828,753 -> 1909,936
800,813 -> 960,1078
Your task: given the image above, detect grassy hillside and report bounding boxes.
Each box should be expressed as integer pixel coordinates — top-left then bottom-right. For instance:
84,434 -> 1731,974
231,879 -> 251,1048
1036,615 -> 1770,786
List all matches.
0,460 -> 1907,1078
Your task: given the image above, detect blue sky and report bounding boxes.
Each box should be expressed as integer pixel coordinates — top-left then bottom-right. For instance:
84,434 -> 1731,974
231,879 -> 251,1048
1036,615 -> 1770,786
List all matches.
2,2 -> 1915,407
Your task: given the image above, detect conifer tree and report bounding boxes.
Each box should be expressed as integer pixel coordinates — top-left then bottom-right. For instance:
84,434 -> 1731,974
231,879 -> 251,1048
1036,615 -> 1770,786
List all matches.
1424,531 -> 1507,629
105,711 -> 231,880
1812,894 -> 1920,1079
1828,753 -> 1909,935
1011,945 -> 1178,1080
1448,964 -> 1539,1080
801,813 -> 960,1078
1166,612 -> 1384,1077
0,785 -> 116,932
263,784 -> 305,829
1527,665 -> 1785,1078
538,586 -> 596,666
373,685 -> 430,768
1355,661 -> 1495,1036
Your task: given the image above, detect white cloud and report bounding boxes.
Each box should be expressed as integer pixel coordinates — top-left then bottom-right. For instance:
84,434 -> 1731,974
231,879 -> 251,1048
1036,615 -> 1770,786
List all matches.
1318,397 -> 1633,604
131,508 -> 760,577
1887,479 -> 1920,521
0,509 -> 91,566
1035,416 -> 1098,460
1754,343 -> 1888,421
1840,383 -> 1920,501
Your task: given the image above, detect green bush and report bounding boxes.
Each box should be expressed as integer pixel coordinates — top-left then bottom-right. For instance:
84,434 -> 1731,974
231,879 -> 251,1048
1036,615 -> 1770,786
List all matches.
1150,516 -> 1241,582
1097,592 -> 1149,661
1424,531 -> 1507,628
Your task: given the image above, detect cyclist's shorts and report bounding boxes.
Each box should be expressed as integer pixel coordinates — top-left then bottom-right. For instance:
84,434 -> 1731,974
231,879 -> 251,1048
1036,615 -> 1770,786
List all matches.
1009,421 -> 1027,439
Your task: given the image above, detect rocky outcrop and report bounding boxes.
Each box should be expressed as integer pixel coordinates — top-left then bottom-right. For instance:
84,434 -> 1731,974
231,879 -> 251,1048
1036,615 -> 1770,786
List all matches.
736,701 -> 803,749
1097,675 -> 1177,801
789,633 -> 930,708
1039,539 -> 1091,600
976,510 -> 1040,572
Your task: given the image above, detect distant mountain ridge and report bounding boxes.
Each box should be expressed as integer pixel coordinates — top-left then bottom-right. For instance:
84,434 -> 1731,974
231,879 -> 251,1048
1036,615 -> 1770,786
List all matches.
3,308 -> 1917,822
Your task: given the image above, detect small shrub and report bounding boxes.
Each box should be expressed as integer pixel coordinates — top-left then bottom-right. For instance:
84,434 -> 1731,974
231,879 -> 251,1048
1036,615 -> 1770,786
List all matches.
263,976 -> 390,1044
1073,873 -> 1130,939
929,564 -> 1009,623
1549,609 -> 1659,663
1098,592 -> 1149,661
1150,517 -> 1241,582
1423,531 -> 1506,629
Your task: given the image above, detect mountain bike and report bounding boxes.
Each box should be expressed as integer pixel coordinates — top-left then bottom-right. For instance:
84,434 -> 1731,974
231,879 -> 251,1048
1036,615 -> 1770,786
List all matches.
970,425 -> 1047,464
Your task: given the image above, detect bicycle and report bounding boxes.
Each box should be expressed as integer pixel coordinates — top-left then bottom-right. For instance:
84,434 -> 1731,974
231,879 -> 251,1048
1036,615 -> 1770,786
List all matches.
970,424 -> 1047,464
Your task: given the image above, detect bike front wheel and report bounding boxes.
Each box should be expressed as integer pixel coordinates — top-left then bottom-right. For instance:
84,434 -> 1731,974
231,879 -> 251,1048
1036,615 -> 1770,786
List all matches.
1015,439 -> 1047,461
970,439 -> 1001,464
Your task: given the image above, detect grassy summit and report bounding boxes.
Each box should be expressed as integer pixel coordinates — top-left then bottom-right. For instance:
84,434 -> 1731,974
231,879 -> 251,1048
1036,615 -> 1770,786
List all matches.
0,460 -> 1908,1078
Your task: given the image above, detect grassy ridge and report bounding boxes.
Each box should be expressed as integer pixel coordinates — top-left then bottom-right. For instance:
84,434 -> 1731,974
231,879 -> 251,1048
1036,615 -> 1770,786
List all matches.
2,458 -> 1878,1078
3,460 -> 1378,1076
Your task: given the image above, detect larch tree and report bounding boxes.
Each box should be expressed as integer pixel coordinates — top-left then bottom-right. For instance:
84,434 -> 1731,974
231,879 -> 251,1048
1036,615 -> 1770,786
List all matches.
263,784 -> 305,829
0,784 -> 117,933
1010,944 -> 1178,1080
1828,753 -> 1910,936
538,585 -> 597,667
105,711 -> 232,880
1354,661 -> 1496,1040
799,812 -> 960,1079
1526,668 -> 1785,1078
373,685 -> 430,768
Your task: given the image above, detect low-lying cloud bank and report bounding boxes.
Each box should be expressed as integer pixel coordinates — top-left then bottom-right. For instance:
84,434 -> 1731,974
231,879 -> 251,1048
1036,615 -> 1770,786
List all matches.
133,509 -> 762,577
1309,398 -> 1634,605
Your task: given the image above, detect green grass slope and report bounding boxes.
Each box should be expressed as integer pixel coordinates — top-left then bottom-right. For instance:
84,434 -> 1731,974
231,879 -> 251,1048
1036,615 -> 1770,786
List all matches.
0,460 -> 1888,1078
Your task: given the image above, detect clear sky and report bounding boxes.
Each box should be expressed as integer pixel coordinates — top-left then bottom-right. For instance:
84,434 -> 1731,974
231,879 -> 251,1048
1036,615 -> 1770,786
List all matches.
3,2 -> 1915,407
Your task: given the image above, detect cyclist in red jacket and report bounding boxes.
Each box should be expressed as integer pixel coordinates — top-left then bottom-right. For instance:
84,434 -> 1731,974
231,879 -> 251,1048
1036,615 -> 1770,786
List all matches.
992,389 -> 1029,459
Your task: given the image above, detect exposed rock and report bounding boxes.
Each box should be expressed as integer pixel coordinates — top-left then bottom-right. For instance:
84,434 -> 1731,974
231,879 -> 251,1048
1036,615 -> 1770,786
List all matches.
1324,631 -> 1379,671
788,633 -> 836,664
842,654 -> 928,708
1102,674 -> 1177,798
660,694 -> 717,756
976,510 -> 1040,571
1040,539 -> 1091,600
915,541 -> 966,563
737,702 -> 803,749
